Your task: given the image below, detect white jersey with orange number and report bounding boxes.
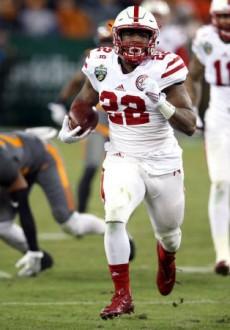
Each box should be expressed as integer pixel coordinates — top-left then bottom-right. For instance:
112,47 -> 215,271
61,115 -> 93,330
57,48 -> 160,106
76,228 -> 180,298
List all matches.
192,25 -> 230,119
82,47 -> 187,175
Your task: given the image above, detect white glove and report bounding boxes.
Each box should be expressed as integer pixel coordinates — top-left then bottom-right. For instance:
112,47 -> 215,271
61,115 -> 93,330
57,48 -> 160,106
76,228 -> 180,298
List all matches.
142,77 -> 175,119
142,77 -> 161,104
15,250 -> 44,277
48,102 -> 67,126
192,106 -> 203,130
196,114 -> 203,130
58,115 -> 91,144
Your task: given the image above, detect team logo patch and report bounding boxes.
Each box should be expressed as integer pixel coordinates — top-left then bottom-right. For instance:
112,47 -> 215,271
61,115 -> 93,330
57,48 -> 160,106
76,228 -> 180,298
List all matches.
203,42 -> 212,55
136,74 -> 148,91
94,64 -> 107,81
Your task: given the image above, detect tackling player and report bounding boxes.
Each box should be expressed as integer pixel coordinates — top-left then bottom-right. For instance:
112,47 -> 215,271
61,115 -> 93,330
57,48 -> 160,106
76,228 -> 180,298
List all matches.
59,5 -> 196,319
186,0 -> 230,275
0,129 -> 105,277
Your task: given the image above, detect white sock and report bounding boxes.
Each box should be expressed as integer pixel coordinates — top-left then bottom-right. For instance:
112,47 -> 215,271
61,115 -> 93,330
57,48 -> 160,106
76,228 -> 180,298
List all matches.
104,222 -> 130,265
209,182 -> 230,263
0,221 -> 28,253
61,211 -> 105,237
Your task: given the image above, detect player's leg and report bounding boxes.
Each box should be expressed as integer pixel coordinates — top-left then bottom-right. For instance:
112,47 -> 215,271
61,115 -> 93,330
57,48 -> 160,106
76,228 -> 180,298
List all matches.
0,191 -> 27,252
144,170 -> 185,295
77,132 -> 106,212
0,191 -> 53,276
209,182 -> 230,275
0,220 -> 28,253
100,156 -> 145,319
205,127 -> 230,275
37,145 -> 105,236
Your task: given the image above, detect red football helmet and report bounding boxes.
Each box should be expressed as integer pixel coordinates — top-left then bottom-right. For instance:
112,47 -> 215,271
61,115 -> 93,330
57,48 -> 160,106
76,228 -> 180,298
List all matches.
210,0 -> 230,42
113,5 -> 159,64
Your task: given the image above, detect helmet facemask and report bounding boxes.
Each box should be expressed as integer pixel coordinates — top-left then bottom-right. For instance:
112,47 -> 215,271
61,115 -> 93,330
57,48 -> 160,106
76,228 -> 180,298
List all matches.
113,26 -> 159,64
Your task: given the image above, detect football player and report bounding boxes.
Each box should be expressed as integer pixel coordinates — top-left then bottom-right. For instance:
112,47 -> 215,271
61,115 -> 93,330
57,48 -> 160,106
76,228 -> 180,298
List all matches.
59,5 -> 196,319
186,0 -> 230,275
48,20 -> 113,213
0,129 -> 106,277
141,0 -> 190,66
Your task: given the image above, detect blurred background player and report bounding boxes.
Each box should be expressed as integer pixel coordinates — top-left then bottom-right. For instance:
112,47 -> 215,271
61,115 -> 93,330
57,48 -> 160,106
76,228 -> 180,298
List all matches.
0,128 -> 106,276
48,20 -> 113,213
186,0 -> 230,275
141,0 -> 190,66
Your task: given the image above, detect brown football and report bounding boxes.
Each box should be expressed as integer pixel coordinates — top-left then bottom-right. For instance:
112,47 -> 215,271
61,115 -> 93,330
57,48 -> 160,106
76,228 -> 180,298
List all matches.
68,100 -> 99,135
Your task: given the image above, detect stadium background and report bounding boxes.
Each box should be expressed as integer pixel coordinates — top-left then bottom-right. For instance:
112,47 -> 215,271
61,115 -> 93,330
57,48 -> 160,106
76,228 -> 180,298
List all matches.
0,0 -> 210,126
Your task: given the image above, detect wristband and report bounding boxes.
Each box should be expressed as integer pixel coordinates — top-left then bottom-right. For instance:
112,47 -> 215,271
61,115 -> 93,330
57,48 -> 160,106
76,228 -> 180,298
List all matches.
157,93 -> 176,120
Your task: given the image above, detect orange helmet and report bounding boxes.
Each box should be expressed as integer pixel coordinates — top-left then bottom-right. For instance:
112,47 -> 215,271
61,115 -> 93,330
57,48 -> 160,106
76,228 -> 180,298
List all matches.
95,19 -> 114,46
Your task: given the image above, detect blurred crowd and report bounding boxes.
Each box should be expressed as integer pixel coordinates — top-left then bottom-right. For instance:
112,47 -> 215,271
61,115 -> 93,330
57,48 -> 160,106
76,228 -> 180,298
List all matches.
0,0 -> 211,40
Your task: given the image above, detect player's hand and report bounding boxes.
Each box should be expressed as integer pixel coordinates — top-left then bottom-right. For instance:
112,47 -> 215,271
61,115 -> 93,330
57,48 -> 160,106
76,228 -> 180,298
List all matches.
142,77 -> 161,104
15,250 -> 44,277
192,106 -> 203,131
196,114 -> 203,130
48,102 -> 67,126
58,115 -> 91,144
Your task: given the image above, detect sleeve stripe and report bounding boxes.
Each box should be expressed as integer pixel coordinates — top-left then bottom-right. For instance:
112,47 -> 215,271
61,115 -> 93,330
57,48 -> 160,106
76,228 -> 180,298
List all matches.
161,63 -> 186,78
166,56 -> 180,69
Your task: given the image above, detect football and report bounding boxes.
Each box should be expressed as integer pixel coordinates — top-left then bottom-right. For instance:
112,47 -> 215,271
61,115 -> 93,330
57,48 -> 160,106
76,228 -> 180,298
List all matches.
68,100 -> 99,135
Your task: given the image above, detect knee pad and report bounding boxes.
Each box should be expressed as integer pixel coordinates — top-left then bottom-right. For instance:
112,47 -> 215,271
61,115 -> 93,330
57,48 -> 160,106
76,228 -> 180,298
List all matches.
105,188 -> 133,223
211,181 -> 229,196
156,228 -> 182,253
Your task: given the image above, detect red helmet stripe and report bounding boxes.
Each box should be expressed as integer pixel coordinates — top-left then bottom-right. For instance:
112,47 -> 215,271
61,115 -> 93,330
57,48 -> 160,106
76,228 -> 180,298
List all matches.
134,6 -> 139,22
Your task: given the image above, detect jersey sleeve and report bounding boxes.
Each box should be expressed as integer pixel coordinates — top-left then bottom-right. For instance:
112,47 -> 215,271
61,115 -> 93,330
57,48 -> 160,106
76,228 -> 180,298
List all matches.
0,148 -> 19,187
81,48 -> 103,92
192,25 -> 210,65
159,53 -> 188,91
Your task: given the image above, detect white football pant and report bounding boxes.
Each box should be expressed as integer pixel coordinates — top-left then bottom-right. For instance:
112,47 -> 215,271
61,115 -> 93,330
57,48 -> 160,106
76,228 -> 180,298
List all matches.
102,155 -> 184,254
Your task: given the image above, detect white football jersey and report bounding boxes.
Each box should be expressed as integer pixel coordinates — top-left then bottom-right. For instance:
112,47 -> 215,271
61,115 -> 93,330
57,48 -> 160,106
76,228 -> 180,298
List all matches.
82,47 -> 187,175
192,25 -> 230,117
157,25 -> 187,54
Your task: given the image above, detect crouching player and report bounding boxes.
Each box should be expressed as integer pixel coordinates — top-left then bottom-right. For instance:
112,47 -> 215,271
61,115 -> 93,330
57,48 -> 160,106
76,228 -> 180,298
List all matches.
0,130 -> 106,276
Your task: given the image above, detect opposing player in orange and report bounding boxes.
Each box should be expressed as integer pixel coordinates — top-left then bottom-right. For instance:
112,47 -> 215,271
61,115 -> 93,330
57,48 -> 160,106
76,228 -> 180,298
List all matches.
186,0 -> 230,275
59,5 -> 196,319
0,129 -> 105,276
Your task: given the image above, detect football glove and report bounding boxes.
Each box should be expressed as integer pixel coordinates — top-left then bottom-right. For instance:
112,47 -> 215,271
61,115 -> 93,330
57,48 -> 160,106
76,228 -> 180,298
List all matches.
142,77 -> 161,104
143,77 -> 175,119
48,102 -> 67,126
58,115 -> 92,143
15,250 -> 44,277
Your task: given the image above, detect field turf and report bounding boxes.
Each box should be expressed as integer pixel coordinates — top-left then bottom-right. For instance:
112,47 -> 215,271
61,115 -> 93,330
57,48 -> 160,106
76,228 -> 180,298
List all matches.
0,135 -> 230,330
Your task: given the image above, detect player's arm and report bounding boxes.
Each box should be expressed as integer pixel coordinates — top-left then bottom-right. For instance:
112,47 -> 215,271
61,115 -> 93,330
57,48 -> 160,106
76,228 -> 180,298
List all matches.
59,71 -> 86,102
164,82 -> 196,135
185,54 -> 204,107
143,78 -> 196,136
48,71 -> 86,126
58,78 -> 99,143
8,172 -> 40,252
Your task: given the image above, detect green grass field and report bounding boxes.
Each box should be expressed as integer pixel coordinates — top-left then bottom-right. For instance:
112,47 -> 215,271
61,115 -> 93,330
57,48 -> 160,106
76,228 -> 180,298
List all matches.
1,136 -> 230,330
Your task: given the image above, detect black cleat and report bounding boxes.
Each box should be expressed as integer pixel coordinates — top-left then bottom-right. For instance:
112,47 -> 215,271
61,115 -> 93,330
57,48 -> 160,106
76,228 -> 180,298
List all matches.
41,251 -> 54,272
